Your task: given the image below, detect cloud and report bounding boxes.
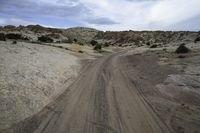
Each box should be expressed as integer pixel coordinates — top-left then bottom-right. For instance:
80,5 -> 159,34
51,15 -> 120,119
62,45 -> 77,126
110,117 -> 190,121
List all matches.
149,0 -> 200,25
125,0 -> 160,1
82,0 -> 200,31
0,0 -> 90,19
0,0 -> 200,31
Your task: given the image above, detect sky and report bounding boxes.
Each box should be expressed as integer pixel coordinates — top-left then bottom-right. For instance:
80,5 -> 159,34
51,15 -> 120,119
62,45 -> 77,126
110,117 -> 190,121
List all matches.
0,0 -> 200,31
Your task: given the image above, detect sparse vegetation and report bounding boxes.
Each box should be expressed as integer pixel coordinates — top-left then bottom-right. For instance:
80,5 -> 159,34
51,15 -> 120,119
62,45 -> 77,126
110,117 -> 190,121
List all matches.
38,36 -> 53,43
0,33 -> 6,41
73,38 -> 77,42
103,42 -> 109,47
91,40 -> 98,46
194,37 -> 200,43
146,42 -> 150,46
56,40 -> 61,43
4,25 -> 16,29
78,42 -> 84,46
150,44 -> 157,48
5,33 -> 29,40
78,50 -> 83,53
12,41 -> 17,44
93,44 -> 102,51
175,43 -> 190,53
163,48 -> 167,51
178,55 -> 186,58
57,46 -> 63,49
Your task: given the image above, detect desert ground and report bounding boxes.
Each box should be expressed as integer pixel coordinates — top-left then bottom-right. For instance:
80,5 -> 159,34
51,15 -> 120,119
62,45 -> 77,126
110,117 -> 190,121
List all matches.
0,26 -> 200,133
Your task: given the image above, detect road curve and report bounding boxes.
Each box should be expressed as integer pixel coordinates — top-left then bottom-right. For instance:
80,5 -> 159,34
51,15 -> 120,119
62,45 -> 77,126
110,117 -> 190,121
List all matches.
20,52 -> 172,133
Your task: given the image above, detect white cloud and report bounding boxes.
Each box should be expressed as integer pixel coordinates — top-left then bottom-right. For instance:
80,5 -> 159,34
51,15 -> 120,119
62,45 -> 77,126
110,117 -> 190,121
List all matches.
0,0 -> 200,31
79,0 -> 200,31
149,0 -> 200,25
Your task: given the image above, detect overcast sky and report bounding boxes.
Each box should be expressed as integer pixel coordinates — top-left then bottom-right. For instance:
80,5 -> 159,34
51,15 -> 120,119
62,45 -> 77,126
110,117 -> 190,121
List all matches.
0,0 -> 200,31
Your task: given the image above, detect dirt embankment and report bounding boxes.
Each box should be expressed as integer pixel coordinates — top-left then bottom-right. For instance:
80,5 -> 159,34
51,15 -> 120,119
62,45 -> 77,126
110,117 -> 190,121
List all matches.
123,45 -> 200,133
0,41 -> 81,129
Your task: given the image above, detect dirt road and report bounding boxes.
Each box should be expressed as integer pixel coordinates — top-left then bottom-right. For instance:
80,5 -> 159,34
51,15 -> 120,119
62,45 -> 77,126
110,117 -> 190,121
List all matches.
9,51 -> 173,133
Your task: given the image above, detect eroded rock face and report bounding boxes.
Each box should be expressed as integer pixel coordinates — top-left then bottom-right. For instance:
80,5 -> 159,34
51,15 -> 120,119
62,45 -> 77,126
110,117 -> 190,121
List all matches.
156,51 -> 200,133
0,41 -> 80,127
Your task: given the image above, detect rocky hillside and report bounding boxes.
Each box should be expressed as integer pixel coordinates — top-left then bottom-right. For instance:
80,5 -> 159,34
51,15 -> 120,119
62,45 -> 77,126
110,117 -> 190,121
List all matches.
0,25 -> 199,46
94,31 -> 200,47
0,25 -> 99,43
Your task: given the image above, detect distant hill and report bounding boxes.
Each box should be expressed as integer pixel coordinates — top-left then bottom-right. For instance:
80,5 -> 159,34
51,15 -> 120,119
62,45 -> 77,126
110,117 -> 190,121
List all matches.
0,25 -> 199,46
94,31 -> 200,46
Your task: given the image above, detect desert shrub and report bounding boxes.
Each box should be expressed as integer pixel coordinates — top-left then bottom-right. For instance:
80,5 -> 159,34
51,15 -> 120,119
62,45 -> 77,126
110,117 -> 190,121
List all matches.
163,48 -> 167,51
78,42 -> 84,46
175,43 -> 190,53
5,33 -> 28,40
38,36 -> 53,43
78,50 -> 83,53
12,41 -> 17,44
0,33 -> 6,41
91,40 -> 98,46
4,25 -> 16,29
73,38 -> 77,42
30,41 -> 42,44
194,37 -> 200,43
57,46 -> 63,49
56,40 -> 61,43
51,45 -> 63,49
150,44 -> 157,48
146,42 -> 150,46
178,55 -> 186,58
103,42 -> 109,47
94,44 -> 102,51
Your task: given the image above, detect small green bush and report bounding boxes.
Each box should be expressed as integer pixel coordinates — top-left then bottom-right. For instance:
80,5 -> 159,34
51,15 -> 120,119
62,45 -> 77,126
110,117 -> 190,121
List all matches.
57,46 -> 63,49
12,41 -> 17,44
175,43 -> 190,54
0,33 -> 6,41
163,48 -> 167,51
38,36 -> 53,43
91,40 -> 98,46
94,44 -> 102,51
146,42 -> 150,46
178,55 -> 186,58
5,33 -> 28,40
73,38 -> 77,42
78,42 -> 84,46
103,42 -> 109,47
194,37 -> 200,43
150,44 -> 157,48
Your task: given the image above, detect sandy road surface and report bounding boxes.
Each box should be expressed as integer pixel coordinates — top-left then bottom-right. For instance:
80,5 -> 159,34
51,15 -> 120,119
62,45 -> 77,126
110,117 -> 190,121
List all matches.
7,51 -> 173,133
